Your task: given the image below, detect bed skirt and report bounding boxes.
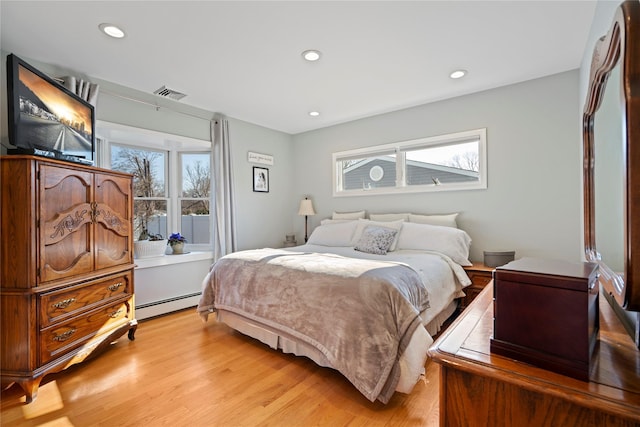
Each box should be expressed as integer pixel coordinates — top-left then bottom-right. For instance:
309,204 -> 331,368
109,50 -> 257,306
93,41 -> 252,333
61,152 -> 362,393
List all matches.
215,299 -> 458,394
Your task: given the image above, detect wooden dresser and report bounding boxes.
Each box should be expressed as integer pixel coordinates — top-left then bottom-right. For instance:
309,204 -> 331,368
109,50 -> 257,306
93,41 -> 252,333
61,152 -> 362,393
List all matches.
0,156 -> 137,403
429,282 -> 640,426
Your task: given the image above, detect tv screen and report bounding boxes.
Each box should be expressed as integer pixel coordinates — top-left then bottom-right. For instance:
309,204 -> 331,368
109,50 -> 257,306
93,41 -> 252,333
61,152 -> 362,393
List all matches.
6,54 -> 95,164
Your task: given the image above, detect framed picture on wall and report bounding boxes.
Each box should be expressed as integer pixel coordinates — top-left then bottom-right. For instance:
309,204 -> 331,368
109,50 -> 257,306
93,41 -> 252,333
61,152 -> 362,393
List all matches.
253,167 -> 269,192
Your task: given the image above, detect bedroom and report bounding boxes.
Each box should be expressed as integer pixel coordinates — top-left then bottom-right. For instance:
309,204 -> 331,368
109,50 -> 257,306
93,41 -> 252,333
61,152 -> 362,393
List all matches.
1,0 -> 638,425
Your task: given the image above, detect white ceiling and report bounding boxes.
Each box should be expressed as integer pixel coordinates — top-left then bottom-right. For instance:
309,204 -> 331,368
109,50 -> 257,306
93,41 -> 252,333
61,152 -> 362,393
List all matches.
1,1 -> 597,135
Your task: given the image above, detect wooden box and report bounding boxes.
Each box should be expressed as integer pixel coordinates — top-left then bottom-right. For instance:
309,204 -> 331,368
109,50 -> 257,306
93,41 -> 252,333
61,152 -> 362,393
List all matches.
490,257 -> 599,381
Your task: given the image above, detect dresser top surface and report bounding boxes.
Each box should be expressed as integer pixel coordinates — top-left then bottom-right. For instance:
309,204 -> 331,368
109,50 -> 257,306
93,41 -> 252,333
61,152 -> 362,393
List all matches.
429,282 -> 640,418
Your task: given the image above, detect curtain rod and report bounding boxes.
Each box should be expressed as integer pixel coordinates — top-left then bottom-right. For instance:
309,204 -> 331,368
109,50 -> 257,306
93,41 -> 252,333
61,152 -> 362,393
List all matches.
100,89 -> 215,123
52,76 -> 213,123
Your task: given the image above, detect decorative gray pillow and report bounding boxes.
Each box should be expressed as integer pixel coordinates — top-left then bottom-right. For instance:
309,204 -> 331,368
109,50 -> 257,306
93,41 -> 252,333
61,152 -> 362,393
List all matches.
354,225 -> 398,255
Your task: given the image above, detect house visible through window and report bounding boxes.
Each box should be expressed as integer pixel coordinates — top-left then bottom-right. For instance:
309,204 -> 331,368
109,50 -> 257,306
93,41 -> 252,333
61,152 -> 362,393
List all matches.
341,152 -> 397,190
333,128 -> 486,196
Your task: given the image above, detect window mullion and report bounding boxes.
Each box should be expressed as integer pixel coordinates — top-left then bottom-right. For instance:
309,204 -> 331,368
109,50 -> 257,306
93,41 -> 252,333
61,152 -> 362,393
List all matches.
396,149 -> 406,187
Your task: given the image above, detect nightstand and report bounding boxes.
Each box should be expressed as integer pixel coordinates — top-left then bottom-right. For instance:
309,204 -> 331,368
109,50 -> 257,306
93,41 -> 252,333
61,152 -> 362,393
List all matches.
461,262 -> 494,310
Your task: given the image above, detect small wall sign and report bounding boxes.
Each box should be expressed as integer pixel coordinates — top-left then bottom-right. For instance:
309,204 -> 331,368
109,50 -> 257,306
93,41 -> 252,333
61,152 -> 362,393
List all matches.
248,151 -> 274,166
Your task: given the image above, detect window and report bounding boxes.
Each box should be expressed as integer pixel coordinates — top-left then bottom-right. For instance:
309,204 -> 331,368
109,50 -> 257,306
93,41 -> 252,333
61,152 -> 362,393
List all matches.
98,121 -> 212,250
179,153 -> 211,244
333,129 -> 486,196
111,144 -> 168,240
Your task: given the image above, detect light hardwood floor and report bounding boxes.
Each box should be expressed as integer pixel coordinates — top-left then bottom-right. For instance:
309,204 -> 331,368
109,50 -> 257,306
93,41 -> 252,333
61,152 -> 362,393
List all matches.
1,308 -> 441,426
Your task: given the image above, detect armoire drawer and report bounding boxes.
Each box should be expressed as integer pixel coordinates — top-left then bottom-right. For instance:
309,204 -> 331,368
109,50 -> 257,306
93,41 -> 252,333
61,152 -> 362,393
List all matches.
39,299 -> 132,365
40,271 -> 133,327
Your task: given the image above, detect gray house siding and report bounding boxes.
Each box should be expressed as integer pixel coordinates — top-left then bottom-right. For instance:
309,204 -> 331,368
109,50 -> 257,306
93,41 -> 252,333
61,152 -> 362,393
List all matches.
343,158 -> 478,190
344,159 -> 396,190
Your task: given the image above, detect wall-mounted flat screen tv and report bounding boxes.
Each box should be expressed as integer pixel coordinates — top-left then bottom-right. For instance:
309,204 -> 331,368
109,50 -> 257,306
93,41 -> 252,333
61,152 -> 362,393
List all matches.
6,54 -> 95,164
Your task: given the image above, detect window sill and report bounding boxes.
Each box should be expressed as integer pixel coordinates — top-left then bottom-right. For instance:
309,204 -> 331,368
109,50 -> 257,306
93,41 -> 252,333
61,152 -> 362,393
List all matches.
333,181 -> 487,197
134,251 -> 214,270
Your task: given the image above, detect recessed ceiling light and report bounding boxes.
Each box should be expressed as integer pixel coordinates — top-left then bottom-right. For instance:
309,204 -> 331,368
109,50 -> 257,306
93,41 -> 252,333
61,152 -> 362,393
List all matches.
309,111 -> 320,117
450,69 -> 467,79
302,50 -> 321,62
99,23 -> 125,39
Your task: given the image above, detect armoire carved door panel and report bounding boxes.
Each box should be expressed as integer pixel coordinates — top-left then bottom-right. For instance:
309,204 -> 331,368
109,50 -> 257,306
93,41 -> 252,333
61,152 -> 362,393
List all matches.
39,165 -> 94,284
94,173 -> 133,270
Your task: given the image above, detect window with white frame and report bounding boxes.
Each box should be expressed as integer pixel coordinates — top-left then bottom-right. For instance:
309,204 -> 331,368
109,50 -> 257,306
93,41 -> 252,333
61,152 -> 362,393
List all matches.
98,122 -> 212,250
179,152 -> 211,244
111,144 -> 169,240
333,129 -> 486,196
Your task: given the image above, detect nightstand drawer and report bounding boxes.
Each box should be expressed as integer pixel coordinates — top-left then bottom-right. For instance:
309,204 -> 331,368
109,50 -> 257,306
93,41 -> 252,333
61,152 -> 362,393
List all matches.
461,263 -> 494,310
40,271 -> 133,327
466,271 -> 492,287
463,286 -> 486,307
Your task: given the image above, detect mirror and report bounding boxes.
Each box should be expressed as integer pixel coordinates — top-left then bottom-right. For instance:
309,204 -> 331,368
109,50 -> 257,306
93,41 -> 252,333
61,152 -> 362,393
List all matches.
583,0 -> 640,338
594,62 -> 625,278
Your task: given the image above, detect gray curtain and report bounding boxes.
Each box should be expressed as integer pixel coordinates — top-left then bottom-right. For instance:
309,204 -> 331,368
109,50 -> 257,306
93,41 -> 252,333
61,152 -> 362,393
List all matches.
59,75 -> 99,107
211,115 -> 237,260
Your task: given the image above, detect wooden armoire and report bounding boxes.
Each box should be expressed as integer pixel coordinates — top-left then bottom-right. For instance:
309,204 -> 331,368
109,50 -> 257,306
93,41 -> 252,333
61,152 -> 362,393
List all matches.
0,155 -> 137,403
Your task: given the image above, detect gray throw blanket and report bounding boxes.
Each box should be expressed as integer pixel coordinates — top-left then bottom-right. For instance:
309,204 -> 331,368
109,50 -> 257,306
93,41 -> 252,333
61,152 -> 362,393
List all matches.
197,248 -> 430,403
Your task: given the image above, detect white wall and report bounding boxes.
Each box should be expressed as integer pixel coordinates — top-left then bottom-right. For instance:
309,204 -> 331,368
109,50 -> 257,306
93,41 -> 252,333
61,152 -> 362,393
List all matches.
292,71 -> 583,264
134,254 -> 212,320
226,116 -> 295,250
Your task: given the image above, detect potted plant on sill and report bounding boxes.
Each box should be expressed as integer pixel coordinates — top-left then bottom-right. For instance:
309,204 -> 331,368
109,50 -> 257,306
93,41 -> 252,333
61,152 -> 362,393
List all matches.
168,233 -> 187,254
134,230 -> 167,258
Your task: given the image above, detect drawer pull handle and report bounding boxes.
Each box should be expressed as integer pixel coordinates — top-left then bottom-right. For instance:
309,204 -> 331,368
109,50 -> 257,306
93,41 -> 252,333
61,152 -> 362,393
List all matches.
53,298 -> 76,309
53,328 -> 77,342
109,309 -> 123,318
108,282 -> 123,292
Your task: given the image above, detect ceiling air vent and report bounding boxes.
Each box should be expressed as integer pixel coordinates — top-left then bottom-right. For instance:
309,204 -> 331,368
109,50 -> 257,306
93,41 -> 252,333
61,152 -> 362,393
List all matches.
153,85 -> 187,101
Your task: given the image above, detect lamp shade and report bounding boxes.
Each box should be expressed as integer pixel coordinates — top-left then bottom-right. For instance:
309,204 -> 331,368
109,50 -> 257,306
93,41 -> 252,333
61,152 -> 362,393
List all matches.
298,198 -> 316,216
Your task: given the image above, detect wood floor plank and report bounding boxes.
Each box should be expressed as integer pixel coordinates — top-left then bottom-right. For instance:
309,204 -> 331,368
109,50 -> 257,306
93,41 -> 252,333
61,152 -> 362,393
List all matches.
1,308 -> 440,426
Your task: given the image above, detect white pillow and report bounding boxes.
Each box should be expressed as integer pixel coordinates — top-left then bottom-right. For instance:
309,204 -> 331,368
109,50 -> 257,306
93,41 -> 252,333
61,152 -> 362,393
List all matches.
333,210 -> 366,220
354,226 -> 398,255
369,213 -> 410,222
351,219 -> 404,251
409,213 -> 459,228
320,218 -> 356,225
307,221 -> 359,246
397,222 -> 472,266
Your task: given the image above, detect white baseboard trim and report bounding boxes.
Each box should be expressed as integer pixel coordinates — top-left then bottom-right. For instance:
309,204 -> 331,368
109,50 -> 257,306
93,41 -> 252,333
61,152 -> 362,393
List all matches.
136,293 -> 201,320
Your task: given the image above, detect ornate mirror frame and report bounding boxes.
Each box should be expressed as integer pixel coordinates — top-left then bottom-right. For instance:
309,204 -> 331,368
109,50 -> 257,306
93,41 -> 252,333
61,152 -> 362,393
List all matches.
583,0 -> 640,311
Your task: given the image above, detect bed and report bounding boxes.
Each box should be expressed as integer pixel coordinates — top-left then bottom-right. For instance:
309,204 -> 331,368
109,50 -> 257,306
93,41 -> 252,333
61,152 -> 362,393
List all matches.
197,215 -> 472,403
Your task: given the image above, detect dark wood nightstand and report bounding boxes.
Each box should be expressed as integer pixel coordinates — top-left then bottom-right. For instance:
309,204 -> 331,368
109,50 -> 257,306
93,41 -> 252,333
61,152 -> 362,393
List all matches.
461,262 -> 494,310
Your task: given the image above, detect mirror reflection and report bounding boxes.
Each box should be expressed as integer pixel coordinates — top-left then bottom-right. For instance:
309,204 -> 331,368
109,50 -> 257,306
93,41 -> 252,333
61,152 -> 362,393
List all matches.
594,62 -> 625,274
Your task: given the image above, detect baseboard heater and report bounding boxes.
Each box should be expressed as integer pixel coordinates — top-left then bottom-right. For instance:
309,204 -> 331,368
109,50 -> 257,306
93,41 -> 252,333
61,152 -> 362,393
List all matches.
136,292 -> 202,320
